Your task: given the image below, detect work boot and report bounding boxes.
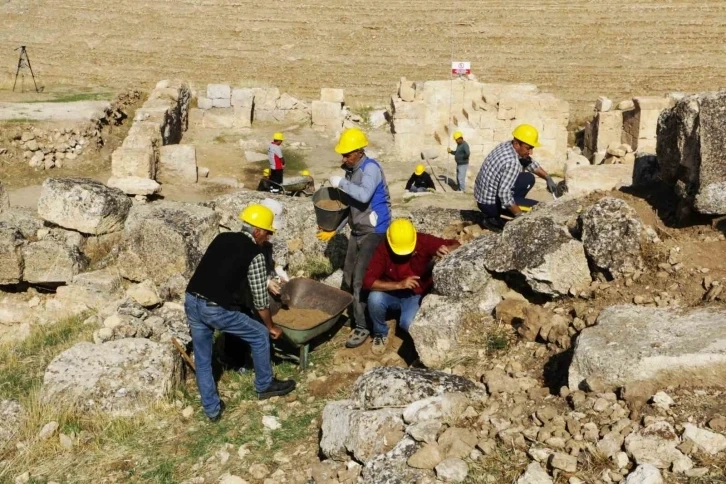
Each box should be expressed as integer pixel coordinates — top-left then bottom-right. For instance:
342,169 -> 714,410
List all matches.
481,216 -> 504,233
208,400 -> 226,423
371,335 -> 388,355
258,378 -> 297,400
345,328 -> 370,348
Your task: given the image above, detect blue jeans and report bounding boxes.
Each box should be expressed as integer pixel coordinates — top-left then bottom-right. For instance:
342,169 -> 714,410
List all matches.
456,164 -> 468,192
478,172 -> 537,218
408,186 -> 427,193
184,293 -> 273,417
368,290 -> 422,337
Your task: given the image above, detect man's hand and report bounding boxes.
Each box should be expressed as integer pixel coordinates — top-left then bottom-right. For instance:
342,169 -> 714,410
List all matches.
436,245 -> 452,258
447,148 -> 453,154
269,326 -> 282,339
316,230 -> 335,242
545,175 -> 558,194
398,276 -> 420,290
267,279 -> 281,296
329,175 -> 343,188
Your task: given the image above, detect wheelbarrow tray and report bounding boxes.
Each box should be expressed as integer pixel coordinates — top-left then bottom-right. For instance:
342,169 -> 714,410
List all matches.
280,176 -> 312,192
271,278 -> 352,346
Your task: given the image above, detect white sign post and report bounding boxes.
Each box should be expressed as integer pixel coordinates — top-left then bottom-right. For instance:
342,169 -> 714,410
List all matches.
451,61 -> 471,76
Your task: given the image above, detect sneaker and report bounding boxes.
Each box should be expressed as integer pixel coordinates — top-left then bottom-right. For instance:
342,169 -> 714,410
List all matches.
345,328 -> 370,348
371,335 -> 388,355
481,216 -> 504,233
209,400 -> 226,423
258,378 -> 297,400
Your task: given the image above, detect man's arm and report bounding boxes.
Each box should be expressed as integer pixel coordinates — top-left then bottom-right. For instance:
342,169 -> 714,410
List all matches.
497,163 -> 519,213
423,172 -> 436,189
461,143 -> 470,161
529,160 -> 557,193
405,174 -> 415,190
248,254 -> 281,338
339,163 -> 382,203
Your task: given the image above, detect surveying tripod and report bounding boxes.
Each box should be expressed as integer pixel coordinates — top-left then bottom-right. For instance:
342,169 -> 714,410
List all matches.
13,46 -> 42,93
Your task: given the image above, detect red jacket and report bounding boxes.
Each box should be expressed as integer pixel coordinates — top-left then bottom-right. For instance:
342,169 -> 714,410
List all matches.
363,233 -> 457,295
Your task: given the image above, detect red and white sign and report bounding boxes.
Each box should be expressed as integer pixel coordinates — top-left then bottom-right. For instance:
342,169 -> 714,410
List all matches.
451,61 -> 471,75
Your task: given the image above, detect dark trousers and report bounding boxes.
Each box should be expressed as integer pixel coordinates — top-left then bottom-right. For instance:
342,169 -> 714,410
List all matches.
270,169 -> 283,185
342,232 -> 386,331
478,172 -> 537,218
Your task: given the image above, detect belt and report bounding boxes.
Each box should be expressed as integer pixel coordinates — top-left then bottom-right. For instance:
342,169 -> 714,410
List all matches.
190,292 -> 219,307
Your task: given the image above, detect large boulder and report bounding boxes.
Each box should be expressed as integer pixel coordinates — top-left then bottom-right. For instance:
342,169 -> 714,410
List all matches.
117,201 -> 219,288
0,226 -> 25,284
481,215 -> 591,296
657,90 -> 726,214
37,178 -> 132,235
158,145 -> 198,184
569,305 -> 726,391
578,197 -> 644,278
320,400 -> 404,463
565,164 -> 633,196
433,235 -> 495,298
408,295 -> 465,369
352,367 -> 480,410
408,207 -> 484,238
21,240 -> 87,284
0,208 -> 43,239
42,338 -> 182,416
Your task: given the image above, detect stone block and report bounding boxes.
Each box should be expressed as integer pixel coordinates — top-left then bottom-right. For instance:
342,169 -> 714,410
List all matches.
409,295 -> 465,369
211,97 -> 231,109
321,88 -> 345,104
0,181 -> 9,212
311,101 -> 344,129
197,97 -> 213,110
37,178 -> 132,235
111,146 -> 155,179
391,97 -> 426,120
252,87 -> 281,111
158,145 -> 198,184
596,96 -> 613,112
107,176 -> 162,196
565,164 -> 633,196
231,88 -> 255,108
398,78 -> 416,102
22,240 -> 87,284
206,84 -> 231,100
0,226 -> 25,284
202,109 -> 236,129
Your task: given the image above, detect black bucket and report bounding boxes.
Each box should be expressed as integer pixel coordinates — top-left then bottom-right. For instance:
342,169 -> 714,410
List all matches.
312,187 -> 350,231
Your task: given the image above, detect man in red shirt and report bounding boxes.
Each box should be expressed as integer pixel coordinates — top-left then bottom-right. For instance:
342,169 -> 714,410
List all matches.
362,218 -> 460,355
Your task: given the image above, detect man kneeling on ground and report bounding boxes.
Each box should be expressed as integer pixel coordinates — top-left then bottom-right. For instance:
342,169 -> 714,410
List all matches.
185,204 -> 296,422
362,218 -> 460,355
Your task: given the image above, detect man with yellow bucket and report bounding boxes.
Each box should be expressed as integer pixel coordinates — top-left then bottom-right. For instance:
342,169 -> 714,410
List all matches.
316,127 -> 392,349
473,124 -> 558,232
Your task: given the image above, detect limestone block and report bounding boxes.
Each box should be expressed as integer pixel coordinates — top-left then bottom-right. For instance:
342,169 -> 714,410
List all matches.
206,84 -> 231,100
231,88 -> 255,108
106,177 -> 161,196
398,78 -> 416,102
585,111 -> 623,158
391,97 -> 426,120
158,145 -> 198,184
569,305 -> 726,391
211,98 -> 231,109
233,106 -> 252,128
251,87 -> 281,111
0,226 -> 25,284
202,109 -> 236,129
111,146 -> 155,179
321,88 -> 345,104
37,178 -> 132,235
0,181 -> 9,212
409,295 -> 465,369
596,96 -> 613,112
22,240 -> 87,284
565,164 -> 632,196
393,118 -> 423,134
197,97 -> 213,110
42,339 -> 181,416
312,101 -> 344,129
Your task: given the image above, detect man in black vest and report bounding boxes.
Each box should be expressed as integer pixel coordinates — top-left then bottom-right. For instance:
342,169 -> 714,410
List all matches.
185,204 -> 296,422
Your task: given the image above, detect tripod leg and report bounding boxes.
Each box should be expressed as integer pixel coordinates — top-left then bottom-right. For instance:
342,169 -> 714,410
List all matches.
23,50 -> 40,93
12,55 -> 22,92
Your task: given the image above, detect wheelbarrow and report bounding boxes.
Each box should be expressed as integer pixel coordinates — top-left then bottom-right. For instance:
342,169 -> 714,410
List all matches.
270,278 -> 352,369
267,175 -> 315,197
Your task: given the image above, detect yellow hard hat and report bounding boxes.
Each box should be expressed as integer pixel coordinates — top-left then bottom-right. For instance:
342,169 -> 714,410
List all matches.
273,132 -> 284,141
239,204 -> 275,233
300,170 -> 310,176
263,168 -> 271,177
414,164 -> 425,176
453,131 -> 463,140
386,219 -> 417,256
512,124 -> 541,148
335,127 -> 368,154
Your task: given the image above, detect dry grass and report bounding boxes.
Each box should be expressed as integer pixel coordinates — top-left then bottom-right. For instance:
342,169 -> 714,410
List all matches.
466,442 -> 529,483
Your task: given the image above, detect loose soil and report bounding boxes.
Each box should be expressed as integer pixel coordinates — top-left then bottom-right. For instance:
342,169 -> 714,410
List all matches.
315,199 -> 347,211
274,307 -> 332,330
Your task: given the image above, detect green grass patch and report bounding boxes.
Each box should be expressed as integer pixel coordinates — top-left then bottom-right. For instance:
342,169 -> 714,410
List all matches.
281,148 -> 308,172
27,92 -> 113,103
289,253 -> 333,279
0,314 -> 93,399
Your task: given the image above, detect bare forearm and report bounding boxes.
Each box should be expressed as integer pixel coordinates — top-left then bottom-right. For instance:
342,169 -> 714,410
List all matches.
534,167 -> 548,179
258,308 -> 274,330
370,280 -> 401,291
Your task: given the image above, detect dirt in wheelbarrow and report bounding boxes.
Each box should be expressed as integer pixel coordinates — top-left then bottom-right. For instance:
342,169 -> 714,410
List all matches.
274,307 -> 332,330
315,199 -> 347,211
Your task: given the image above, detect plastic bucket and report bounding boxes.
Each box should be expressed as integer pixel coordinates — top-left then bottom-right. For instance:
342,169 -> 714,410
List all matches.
312,187 -> 349,231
